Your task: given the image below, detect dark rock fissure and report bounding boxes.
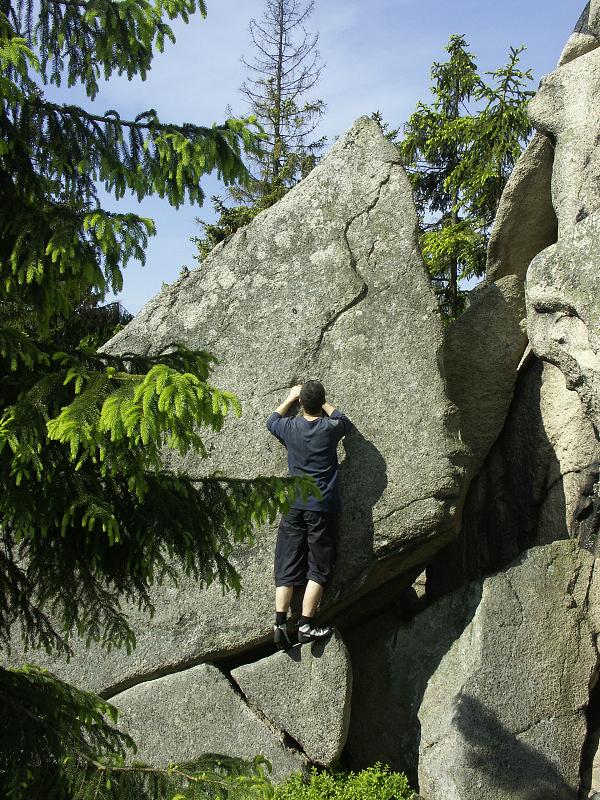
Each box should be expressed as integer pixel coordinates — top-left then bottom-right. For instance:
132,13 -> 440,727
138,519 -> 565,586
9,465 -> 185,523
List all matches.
219,663 -> 310,764
100,635 -> 275,700
426,355 -> 571,601
312,165 -> 397,354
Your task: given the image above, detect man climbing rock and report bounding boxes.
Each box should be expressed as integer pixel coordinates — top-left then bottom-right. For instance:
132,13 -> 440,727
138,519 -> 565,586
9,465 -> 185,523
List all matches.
266,381 -> 353,649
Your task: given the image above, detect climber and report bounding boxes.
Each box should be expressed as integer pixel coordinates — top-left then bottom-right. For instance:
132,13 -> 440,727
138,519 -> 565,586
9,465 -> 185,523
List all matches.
266,380 -> 353,650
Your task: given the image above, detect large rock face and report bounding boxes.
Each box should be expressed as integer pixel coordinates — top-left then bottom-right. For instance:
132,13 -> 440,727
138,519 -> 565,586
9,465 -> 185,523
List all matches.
109,116 -> 464,580
11,116 -> 466,696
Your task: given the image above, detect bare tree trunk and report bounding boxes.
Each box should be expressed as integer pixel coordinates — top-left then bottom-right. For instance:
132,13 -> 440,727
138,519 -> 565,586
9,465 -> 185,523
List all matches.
235,0 -> 324,205
272,0 -> 284,180
449,258 -> 458,319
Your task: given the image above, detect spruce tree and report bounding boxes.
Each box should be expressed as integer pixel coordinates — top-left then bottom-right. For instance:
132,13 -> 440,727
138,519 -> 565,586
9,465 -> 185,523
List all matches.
0,1 -> 312,796
193,0 -> 325,260
399,35 -> 534,319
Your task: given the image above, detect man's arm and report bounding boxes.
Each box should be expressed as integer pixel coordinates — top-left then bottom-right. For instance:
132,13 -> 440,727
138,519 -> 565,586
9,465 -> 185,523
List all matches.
323,400 -> 354,437
267,385 -> 302,442
275,385 -> 302,417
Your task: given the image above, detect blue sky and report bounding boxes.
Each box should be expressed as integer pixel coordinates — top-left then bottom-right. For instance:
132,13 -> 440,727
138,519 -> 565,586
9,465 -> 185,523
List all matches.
46,0 -> 580,313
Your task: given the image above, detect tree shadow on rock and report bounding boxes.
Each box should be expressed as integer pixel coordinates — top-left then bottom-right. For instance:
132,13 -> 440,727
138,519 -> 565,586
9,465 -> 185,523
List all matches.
452,693 -> 576,800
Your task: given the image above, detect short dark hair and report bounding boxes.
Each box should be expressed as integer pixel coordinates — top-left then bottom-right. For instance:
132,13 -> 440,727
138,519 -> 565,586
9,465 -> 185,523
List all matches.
300,380 -> 325,415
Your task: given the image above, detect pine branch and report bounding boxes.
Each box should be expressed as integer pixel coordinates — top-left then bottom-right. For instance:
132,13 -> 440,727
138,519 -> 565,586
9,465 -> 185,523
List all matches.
26,97 -> 213,136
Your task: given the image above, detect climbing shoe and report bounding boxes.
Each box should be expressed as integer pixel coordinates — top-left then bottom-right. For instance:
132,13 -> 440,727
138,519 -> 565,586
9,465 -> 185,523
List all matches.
297,623 -> 333,645
273,623 -> 293,651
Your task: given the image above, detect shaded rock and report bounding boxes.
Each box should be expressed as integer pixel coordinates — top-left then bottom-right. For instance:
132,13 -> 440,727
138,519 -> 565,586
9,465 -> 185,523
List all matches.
486,133 -> 557,284
527,215 -> 600,436
529,49 -> 600,232
346,541 -> 600,798
231,630 -> 351,765
111,663 -> 306,783
418,541 -> 600,800
344,590 -> 479,786
428,355 -> 600,597
443,274 -> 527,478
593,0 -> 600,35
10,116 -> 466,694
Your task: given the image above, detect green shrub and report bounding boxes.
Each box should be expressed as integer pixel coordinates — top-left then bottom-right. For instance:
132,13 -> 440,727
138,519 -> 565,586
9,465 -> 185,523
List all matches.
274,763 -> 413,800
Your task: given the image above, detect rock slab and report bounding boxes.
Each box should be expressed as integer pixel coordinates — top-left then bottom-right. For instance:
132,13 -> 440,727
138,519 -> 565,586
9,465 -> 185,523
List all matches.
110,663 -> 306,783
529,48 -> 600,232
559,3 -> 600,67
11,116 -> 466,695
443,274 -> 527,479
231,630 -> 352,765
486,132 -> 557,285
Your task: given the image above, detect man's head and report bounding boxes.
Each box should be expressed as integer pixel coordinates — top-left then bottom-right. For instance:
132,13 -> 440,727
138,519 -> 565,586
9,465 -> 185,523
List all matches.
300,380 -> 326,415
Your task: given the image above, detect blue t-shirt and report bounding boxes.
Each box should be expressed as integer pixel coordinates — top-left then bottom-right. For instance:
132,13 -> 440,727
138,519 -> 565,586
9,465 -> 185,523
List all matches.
266,409 -> 353,512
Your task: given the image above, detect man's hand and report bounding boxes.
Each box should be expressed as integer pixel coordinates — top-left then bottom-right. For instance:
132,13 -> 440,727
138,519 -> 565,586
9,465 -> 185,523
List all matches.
275,384 -> 302,416
287,384 -> 302,402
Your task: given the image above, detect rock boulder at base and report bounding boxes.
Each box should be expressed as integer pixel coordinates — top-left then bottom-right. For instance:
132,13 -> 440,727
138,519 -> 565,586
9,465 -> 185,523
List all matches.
418,541 -> 600,800
345,540 -> 600,798
344,590 -> 479,785
231,630 -> 352,765
11,116 -> 466,695
110,663 -> 306,783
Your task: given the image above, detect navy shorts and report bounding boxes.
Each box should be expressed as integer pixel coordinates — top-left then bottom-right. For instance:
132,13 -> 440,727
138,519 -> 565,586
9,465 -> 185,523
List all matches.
274,508 -> 338,587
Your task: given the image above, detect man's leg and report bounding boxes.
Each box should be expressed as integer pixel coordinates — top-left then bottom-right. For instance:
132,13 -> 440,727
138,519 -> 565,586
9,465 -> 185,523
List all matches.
301,580 -> 324,618
273,509 -> 308,649
297,512 -> 337,644
275,585 -> 294,614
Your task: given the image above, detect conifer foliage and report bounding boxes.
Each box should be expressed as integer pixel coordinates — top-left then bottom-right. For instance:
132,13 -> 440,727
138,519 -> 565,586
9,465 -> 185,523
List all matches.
0,0 -> 311,796
399,35 -> 534,319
